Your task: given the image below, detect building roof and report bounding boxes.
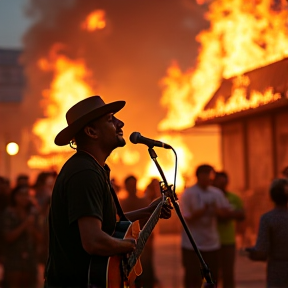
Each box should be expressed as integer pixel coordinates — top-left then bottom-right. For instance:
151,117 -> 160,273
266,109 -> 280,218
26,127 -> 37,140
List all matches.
195,57 -> 288,125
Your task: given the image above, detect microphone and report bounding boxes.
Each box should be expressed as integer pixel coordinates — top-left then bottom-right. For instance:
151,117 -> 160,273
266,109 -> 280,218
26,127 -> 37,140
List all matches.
129,132 -> 172,149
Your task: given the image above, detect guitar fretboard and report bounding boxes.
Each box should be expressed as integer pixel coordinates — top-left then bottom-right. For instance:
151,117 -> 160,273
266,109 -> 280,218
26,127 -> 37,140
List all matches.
125,197 -> 164,273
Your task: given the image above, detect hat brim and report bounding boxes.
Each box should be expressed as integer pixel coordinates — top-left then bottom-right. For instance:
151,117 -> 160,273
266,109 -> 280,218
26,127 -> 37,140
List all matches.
54,101 -> 125,146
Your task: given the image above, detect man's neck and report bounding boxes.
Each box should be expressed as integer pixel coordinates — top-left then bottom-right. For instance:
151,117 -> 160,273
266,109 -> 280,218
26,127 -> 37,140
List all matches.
78,146 -> 107,167
197,182 -> 209,190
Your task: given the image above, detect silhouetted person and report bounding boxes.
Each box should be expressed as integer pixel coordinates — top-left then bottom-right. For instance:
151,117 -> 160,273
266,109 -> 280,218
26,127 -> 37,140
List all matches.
2,184 -> 42,288
143,178 -> 162,288
213,171 -> 245,288
44,96 -> 172,288
281,166 -> 288,179
16,174 -> 30,187
120,175 -> 160,288
180,164 -> 232,288
246,178 -> 288,288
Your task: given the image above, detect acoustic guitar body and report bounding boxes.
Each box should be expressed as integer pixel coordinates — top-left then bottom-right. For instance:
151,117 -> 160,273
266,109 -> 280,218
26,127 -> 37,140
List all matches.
89,221 -> 142,288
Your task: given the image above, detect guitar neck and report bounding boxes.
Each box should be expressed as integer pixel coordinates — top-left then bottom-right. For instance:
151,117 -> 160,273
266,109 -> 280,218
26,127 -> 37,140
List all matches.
126,198 -> 164,272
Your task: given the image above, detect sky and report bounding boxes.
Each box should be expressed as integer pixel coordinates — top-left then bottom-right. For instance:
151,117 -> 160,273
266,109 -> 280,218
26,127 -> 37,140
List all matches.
0,0 -> 33,48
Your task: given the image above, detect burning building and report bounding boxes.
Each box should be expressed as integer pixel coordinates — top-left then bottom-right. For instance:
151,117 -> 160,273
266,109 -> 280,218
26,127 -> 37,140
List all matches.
193,58 -> 288,244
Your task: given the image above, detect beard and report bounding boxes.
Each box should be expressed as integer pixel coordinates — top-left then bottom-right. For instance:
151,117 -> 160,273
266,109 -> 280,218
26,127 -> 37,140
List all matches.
116,135 -> 126,147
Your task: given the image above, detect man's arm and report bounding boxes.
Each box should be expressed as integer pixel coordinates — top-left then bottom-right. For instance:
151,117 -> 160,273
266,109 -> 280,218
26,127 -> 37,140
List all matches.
124,196 -> 172,222
78,216 -> 136,256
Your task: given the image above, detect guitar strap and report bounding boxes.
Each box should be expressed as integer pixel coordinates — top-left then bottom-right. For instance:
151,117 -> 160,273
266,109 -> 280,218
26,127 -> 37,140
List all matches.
108,180 -> 129,222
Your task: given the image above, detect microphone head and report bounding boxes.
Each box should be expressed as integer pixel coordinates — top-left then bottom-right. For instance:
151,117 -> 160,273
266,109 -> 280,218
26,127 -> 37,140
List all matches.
129,132 -> 141,144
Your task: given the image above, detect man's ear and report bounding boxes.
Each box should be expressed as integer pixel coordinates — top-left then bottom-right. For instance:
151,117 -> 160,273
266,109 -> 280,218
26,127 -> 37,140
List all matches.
84,126 -> 98,139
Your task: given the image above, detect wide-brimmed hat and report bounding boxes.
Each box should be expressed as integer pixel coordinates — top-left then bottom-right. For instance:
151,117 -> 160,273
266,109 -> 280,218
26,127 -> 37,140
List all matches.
54,95 -> 125,146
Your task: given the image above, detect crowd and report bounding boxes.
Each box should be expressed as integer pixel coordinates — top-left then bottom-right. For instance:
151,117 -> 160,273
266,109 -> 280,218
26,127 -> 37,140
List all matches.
1,163 -> 288,288
180,164 -> 288,288
0,171 -> 57,288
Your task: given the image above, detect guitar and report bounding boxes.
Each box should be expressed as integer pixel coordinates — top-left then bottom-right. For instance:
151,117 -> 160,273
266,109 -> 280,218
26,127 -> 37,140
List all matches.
88,194 -> 166,288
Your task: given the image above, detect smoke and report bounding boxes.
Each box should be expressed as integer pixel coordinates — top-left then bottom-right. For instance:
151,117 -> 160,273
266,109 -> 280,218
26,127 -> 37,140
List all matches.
20,0 -> 207,132
20,0 -> 215,185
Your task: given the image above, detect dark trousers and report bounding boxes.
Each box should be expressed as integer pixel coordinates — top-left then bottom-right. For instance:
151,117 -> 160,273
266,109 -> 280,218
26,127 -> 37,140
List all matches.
182,248 -> 219,288
219,244 -> 236,288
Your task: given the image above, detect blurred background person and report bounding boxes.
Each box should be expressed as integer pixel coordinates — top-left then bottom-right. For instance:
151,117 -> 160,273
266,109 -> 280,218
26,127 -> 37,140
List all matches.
0,176 -> 11,215
31,171 -> 56,287
281,166 -> 288,179
32,171 -> 56,209
0,176 -> 11,288
213,171 -> 245,288
15,174 -> 30,187
142,178 -> 163,288
180,164 -> 232,288
1,184 -> 42,288
111,177 -> 121,195
120,175 -> 147,212
120,175 -> 160,288
245,178 -> 288,288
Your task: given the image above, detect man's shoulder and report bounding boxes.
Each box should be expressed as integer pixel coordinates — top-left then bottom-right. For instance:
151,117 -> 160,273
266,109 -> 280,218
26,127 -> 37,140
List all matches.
184,184 -> 199,193
207,185 -> 223,195
62,152 -> 103,175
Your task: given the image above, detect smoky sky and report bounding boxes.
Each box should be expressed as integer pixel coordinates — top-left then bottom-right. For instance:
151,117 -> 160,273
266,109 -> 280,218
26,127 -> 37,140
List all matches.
20,0 -> 209,147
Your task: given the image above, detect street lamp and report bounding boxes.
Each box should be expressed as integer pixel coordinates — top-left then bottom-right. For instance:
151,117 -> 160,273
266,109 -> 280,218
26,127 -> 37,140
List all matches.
6,142 -> 19,180
6,142 -> 19,156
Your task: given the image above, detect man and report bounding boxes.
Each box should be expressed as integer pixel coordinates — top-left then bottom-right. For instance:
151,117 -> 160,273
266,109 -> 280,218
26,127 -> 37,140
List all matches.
213,171 -> 245,288
44,96 -> 171,288
180,164 -> 231,288
120,175 -> 149,213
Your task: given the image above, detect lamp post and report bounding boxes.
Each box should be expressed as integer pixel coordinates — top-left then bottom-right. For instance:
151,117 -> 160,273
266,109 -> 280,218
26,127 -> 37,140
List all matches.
6,142 -> 19,180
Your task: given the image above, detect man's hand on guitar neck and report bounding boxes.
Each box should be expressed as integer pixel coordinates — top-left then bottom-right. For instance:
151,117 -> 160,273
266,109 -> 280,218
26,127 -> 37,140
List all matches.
148,196 -> 173,219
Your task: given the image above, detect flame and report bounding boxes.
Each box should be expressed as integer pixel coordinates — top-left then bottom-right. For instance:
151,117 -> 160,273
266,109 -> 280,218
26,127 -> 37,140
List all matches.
159,0 -> 288,130
81,10 -> 106,31
137,135 -> 194,191
198,87 -> 282,120
28,44 -> 94,169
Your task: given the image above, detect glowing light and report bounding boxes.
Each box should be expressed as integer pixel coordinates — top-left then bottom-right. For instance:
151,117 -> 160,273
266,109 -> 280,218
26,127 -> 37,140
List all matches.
6,142 -> 19,156
81,10 -> 106,31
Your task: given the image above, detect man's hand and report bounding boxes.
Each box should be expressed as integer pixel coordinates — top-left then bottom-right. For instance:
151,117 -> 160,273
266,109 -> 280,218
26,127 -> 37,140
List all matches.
148,197 -> 173,219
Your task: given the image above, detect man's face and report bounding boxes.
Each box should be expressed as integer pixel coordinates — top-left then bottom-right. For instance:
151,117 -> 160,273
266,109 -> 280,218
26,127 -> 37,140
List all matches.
125,178 -> 137,195
213,175 -> 228,191
91,113 -> 126,152
197,170 -> 215,189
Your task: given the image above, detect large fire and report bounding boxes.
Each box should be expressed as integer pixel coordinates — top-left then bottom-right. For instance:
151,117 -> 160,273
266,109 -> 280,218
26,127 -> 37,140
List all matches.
159,0 -> 288,130
28,0 -> 288,192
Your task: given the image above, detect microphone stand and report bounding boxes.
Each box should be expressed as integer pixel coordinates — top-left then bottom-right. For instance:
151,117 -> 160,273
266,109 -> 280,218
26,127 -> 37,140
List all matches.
148,147 -> 217,287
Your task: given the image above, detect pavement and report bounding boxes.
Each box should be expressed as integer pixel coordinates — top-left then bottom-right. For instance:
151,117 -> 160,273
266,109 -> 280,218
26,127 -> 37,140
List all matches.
153,234 -> 266,288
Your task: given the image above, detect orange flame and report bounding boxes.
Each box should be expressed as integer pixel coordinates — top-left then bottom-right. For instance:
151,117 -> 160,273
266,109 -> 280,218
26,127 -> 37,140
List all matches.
137,135 -> 194,191
28,44 -> 94,169
159,0 -> 288,130
81,10 -> 106,31
198,86 -> 282,120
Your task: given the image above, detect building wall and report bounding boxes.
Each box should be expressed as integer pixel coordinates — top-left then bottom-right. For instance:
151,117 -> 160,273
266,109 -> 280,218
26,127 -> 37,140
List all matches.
221,109 -> 288,246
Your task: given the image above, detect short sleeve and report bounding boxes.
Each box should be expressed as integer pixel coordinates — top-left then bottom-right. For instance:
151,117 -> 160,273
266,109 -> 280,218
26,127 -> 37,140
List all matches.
66,169 -> 106,224
180,187 -> 202,218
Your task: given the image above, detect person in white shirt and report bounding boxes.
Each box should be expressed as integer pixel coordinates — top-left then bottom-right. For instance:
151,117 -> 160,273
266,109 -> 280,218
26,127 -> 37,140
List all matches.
180,164 -> 232,288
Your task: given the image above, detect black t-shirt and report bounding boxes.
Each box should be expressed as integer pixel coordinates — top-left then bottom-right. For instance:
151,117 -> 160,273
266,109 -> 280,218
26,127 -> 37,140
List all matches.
45,151 -> 117,287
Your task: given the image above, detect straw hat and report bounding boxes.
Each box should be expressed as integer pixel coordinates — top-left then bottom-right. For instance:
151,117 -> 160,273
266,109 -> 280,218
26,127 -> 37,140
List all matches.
54,95 -> 125,146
